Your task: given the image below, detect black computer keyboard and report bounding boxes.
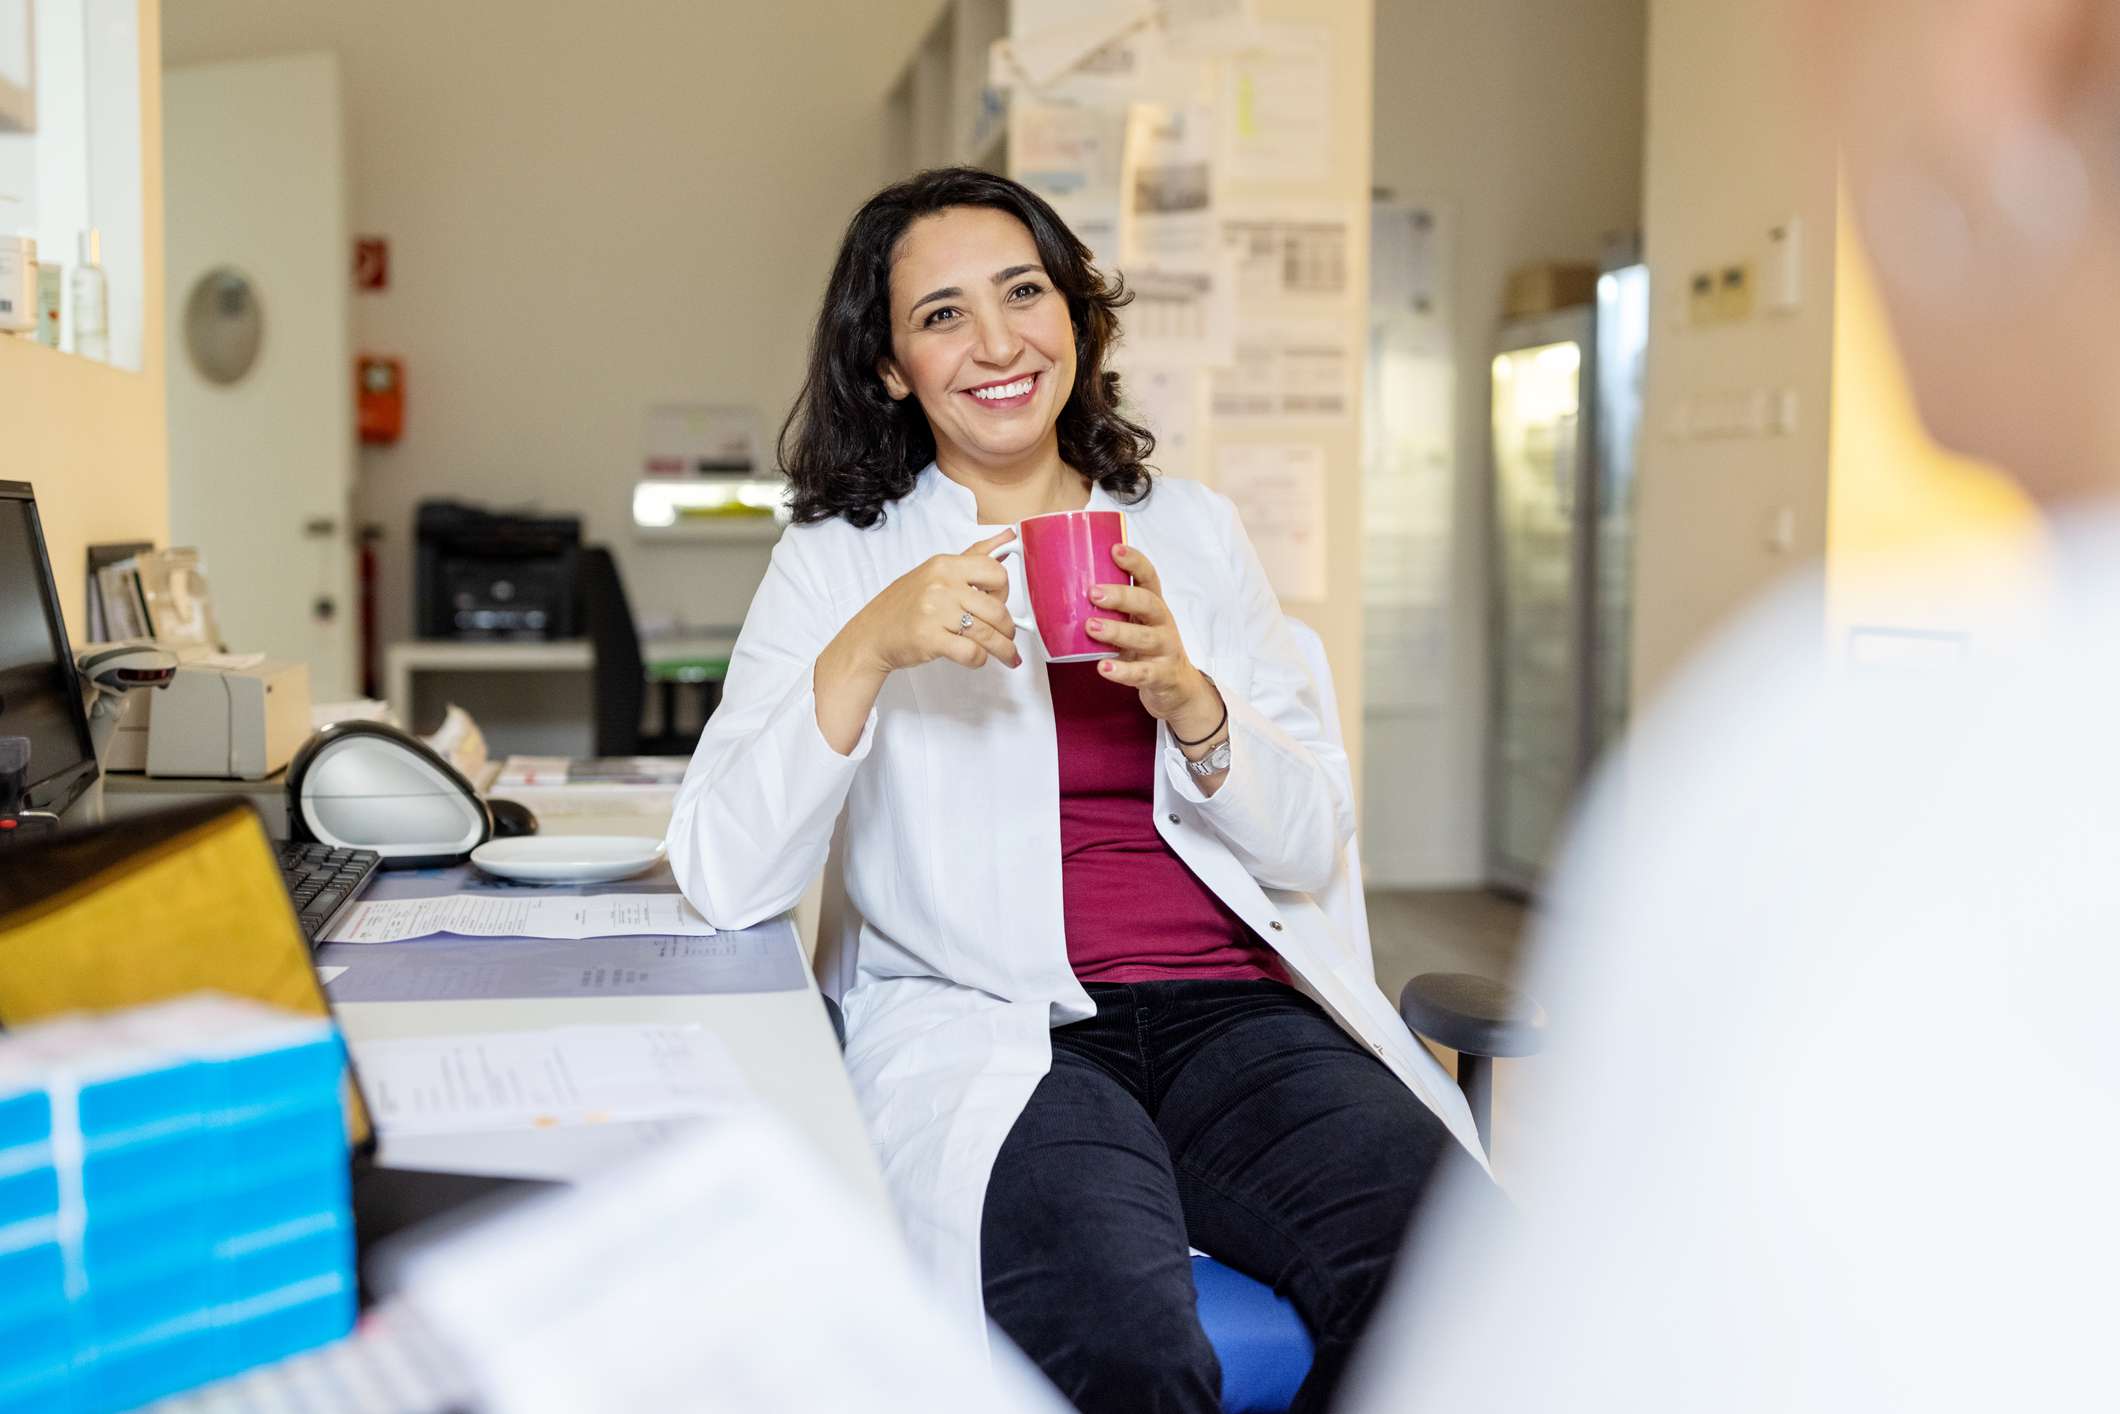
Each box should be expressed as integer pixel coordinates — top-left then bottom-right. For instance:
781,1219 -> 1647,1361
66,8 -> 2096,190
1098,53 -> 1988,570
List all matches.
276,840 -> 382,944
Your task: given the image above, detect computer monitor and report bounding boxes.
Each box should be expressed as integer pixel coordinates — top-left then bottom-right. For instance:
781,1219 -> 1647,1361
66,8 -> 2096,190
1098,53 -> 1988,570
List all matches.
0,482 -> 100,817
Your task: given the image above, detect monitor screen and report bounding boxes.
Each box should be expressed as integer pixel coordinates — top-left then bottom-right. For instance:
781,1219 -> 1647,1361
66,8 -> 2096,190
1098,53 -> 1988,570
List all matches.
0,483 -> 98,817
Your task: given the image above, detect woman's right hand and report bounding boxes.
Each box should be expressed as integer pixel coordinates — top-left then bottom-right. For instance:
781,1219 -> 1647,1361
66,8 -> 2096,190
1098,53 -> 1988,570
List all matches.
843,529 -> 1024,674
812,530 -> 1020,754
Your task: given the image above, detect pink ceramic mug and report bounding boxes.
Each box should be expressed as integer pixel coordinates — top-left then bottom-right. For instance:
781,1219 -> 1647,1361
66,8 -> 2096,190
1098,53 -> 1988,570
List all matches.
992,510 -> 1132,662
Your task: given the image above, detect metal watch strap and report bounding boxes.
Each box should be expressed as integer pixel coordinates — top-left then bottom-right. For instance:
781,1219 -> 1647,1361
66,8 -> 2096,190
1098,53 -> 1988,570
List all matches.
1184,739 -> 1232,778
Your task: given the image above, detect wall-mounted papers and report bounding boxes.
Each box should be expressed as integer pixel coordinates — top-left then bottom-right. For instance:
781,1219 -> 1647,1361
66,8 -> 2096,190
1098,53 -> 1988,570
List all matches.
1122,102 -> 1218,269
325,891 -> 714,944
1012,100 -> 1128,271
1221,22 -> 1333,183
348,1024 -> 750,1137
1217,443 -> 1329,602
1362,308 -> 1458,713
991,1 -> 1154,90
1163,0 -> 1263,56
1224,203 -> 1355,303
1211,318 -> 1355,419
1118,362 -> 1208,481
1120,264 -> 1235,366
993,6 -> 1198,108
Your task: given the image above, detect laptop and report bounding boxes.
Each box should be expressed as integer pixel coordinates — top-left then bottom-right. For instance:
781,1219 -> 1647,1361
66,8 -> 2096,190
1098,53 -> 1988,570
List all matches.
0,798 -> 552,1289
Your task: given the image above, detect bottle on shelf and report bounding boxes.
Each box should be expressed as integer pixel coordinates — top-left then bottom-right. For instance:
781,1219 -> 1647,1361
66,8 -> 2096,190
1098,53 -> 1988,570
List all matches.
72,229 -> 109,362
34,262 -> 61,348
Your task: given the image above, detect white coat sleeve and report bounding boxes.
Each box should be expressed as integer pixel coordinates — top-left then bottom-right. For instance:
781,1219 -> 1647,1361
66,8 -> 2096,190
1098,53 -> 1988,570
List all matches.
666,530 -> 877,930
1159,491 -> 1355,894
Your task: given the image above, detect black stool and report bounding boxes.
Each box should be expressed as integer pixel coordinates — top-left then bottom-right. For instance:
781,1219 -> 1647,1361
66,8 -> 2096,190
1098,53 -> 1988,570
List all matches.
1398,972 -> 1549,1145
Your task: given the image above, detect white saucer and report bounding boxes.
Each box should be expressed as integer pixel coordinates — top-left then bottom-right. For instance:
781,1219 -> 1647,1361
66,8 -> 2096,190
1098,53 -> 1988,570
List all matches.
470,835 -> 668,884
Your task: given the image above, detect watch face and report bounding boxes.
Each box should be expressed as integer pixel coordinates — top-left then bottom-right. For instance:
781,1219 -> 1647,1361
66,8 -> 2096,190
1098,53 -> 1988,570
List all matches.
1188,741 -> 1231,776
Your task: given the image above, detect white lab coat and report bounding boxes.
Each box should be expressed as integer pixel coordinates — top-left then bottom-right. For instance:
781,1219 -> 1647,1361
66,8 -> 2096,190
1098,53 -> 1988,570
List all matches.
667,465 -> 1486,1332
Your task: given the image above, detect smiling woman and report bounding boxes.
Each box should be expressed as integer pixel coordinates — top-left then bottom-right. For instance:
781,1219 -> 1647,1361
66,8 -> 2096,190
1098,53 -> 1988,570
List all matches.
778,167 -> 1153,528
670,167 -> 1491,1414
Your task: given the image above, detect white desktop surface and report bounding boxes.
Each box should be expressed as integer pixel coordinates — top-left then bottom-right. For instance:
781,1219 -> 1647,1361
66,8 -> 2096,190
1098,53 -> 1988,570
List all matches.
330,788 -> 889,1214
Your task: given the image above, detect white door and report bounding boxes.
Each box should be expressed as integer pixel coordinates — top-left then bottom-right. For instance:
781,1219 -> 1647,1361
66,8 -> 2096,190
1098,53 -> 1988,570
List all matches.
165,53 -> 354,699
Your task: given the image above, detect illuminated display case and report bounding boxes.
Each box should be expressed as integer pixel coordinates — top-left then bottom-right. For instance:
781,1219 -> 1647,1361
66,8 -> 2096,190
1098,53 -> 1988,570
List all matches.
1486,264 -> 1647,893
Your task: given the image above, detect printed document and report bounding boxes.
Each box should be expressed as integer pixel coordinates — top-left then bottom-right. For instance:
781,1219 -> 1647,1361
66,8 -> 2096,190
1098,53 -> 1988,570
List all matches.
350,1024 -> 749,1136
326,891 -> 715,944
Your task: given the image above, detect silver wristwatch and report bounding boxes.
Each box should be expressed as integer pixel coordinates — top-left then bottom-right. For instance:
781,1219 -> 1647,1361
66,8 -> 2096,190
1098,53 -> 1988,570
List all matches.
1184,739 -> 1232,778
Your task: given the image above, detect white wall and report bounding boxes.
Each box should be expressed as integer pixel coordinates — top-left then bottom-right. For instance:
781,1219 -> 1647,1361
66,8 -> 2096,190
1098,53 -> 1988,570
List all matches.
1365,0 -> 1646,887
0,0 -> 164,641
162,0 -> 949,661
1630,0 -> 1836,703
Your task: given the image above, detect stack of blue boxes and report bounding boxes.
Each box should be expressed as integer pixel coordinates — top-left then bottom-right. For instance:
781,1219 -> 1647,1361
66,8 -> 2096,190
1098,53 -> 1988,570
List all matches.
0,995 -> 358,1412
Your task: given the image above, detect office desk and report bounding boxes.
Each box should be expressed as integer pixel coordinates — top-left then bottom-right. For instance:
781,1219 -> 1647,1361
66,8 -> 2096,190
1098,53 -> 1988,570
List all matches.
328,788 -> 888,1214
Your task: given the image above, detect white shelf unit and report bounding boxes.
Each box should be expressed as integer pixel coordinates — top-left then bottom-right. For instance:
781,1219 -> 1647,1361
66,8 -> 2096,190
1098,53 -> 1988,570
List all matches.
886,0 -> 1008,176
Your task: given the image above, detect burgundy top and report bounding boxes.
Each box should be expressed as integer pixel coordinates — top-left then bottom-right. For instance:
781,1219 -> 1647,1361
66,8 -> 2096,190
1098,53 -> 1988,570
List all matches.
1049,662 -> 1288,985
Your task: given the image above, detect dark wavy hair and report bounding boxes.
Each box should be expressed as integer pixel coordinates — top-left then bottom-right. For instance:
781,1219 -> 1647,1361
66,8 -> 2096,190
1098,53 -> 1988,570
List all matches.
779,167 -> 1155,527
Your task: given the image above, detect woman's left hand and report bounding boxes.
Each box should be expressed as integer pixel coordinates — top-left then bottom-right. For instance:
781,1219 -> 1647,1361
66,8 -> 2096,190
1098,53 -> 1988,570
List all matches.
1083,544 -> 1226,748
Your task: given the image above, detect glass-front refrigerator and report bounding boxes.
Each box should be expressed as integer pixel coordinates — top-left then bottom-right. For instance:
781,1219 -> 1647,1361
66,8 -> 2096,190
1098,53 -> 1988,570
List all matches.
1486,265 -> 1647,894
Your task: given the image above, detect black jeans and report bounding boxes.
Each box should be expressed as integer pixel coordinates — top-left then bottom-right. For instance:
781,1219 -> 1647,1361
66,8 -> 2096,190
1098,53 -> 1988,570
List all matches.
979,980 -> 1464,1414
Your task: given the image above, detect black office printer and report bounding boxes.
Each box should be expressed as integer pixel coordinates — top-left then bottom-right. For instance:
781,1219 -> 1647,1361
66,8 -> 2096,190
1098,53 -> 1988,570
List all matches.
414,500 -> 581,640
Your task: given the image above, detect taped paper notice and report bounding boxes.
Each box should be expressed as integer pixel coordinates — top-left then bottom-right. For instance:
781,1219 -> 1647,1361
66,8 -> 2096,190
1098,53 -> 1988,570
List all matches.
1211,319 -> 1355,420
1217,444 -> 1329,602
1120,264 -> 1235,366
1012,101 -> 1128,270
1122,102 -> 1218,269
1224,204 -> 1354,303
1118,363 -> 1207,482
1163,0 -> 1263,56
995,13 -> 1199,109
1222,23 -> 1334,183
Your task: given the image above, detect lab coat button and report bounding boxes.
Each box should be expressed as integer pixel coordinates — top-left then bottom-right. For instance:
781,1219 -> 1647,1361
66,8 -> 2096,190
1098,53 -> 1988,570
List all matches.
1167,813 -> 1180,825
1269,921 -> 1283,931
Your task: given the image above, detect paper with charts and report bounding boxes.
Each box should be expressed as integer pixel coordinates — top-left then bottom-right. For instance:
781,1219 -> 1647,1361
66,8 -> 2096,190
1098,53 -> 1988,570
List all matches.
325,891 -> 715,944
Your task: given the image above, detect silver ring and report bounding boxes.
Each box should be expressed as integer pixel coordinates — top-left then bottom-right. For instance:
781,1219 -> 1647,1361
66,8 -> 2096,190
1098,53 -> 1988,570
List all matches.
955,612 -> 975,634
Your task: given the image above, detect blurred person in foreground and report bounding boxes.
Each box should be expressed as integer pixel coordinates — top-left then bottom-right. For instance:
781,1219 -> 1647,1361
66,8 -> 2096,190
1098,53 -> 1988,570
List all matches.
1341,0 -> 2120,1408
